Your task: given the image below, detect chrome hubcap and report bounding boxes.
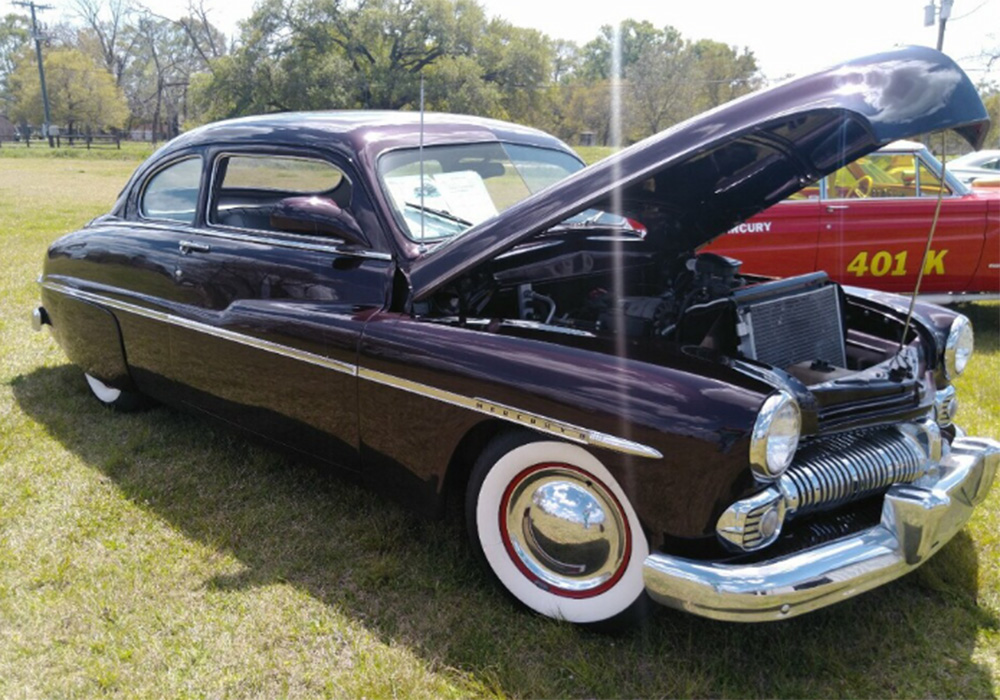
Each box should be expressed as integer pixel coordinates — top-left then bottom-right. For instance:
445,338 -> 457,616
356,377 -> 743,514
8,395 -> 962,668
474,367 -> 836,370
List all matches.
500,464 -> 630,597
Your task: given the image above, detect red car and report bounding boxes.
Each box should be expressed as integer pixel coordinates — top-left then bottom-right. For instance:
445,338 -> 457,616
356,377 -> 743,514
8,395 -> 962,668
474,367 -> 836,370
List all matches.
704,140 -> 1000,301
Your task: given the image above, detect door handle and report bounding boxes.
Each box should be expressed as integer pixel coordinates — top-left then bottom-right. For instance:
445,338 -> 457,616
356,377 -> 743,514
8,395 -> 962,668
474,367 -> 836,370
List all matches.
826,205 -> 849,212
179,240 -> 211,254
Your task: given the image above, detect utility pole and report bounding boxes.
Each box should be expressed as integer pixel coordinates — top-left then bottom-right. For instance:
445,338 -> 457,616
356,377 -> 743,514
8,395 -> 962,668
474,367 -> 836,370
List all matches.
923,0 -> 955,51
13,0 -> 55,147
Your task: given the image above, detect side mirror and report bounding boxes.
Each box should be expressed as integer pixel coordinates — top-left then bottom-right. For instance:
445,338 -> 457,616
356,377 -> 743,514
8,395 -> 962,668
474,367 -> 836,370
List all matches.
270,196 -> 368,247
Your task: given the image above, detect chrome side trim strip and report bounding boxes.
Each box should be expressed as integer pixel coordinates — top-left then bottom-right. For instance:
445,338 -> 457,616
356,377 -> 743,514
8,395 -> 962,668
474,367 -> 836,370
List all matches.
41,280 -> 358,376
360,369 -> 663,459
200,225 -> 395,260
42,280 -> 662,460
113,221 -> 394,260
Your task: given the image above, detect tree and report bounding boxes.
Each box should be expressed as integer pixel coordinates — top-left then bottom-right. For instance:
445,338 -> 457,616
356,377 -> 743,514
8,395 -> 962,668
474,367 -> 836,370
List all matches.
118,8 -> 225,139
8,47 -> 128,131
551,39 -> 578,84
578,20 -> 665,81
422,54 -> 504,115
624,29 -> 693,139
982,89 -> 999,149
71,0 -> 137,86
192,0 -> 504,119
0,13 -> 30,113
189,0 -> 355,119
476,19 -> 554,124
558,80 -> 612,144
688,39 -> 760,111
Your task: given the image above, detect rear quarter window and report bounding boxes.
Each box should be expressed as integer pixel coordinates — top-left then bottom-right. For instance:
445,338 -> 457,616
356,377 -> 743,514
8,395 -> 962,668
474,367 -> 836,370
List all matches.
140,157 -> 203,223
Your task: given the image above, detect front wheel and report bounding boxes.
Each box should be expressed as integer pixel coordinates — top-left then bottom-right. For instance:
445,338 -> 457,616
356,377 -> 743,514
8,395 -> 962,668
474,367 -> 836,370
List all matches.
84,373 -> 148,412
466,431 -> 649,624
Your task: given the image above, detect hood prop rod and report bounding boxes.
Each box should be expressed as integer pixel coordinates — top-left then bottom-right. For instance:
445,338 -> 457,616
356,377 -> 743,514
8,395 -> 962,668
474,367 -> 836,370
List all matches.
900,132 -> 949,352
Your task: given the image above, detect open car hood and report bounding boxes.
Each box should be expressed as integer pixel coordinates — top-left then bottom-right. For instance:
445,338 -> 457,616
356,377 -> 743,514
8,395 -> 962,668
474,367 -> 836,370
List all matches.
408,46 -> 989,302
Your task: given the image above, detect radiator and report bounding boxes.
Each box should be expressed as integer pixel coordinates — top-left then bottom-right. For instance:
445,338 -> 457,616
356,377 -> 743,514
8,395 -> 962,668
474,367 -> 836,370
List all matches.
735,281 -> 846,369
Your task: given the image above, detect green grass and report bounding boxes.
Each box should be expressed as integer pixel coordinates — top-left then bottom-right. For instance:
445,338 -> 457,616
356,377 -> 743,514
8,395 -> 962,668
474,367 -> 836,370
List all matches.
0,139 -> 155,161
574,146 -> 617,165
1,152 -> 999,698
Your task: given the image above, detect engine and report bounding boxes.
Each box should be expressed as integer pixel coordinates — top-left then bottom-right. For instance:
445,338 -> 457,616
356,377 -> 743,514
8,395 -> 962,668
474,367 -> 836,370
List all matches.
510,251 -> 848,374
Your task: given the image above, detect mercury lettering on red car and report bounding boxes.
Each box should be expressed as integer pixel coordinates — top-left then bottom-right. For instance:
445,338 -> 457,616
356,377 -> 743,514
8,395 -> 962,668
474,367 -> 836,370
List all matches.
705,141 -> 1000,302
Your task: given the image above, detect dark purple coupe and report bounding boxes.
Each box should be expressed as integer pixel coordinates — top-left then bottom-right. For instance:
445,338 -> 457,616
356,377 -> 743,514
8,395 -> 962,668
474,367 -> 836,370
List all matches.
35,46 -> 998,624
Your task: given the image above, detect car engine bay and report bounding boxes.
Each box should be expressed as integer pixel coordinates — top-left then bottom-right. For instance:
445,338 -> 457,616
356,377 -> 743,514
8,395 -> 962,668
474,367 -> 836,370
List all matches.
419,233 -> 916,386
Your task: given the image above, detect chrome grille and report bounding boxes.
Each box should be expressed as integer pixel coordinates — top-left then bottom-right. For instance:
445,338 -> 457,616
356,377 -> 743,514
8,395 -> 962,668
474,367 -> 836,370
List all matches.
779,429 -> 928,516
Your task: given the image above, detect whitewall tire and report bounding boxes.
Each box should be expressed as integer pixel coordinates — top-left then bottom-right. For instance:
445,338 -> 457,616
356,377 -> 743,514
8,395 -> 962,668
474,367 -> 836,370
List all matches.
466,431 -> 649,624
84,373 -> 147,411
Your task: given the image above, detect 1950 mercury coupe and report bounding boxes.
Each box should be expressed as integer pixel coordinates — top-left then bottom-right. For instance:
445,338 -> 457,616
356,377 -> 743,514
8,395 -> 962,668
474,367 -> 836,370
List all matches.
34,46 -> 999,624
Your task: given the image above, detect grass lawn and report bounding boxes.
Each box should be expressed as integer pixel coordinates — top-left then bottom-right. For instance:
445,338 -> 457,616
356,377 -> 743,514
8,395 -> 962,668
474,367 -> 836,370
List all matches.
1,150 -> 999,699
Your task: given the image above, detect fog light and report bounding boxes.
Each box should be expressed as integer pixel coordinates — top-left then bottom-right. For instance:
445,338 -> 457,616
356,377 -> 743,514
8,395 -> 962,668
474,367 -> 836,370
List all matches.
759,506 -> 780,540
716,487 -> 786,552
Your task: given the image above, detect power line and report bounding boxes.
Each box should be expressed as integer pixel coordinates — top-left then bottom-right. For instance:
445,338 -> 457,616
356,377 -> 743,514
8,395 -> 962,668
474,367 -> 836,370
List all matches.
12,0 -> 55,147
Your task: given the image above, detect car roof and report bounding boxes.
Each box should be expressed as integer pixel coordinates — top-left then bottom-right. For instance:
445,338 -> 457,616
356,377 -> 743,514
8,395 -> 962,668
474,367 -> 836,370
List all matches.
879,139 -> 926,151
949,149 -> 1000,165
152,110 -> 574,166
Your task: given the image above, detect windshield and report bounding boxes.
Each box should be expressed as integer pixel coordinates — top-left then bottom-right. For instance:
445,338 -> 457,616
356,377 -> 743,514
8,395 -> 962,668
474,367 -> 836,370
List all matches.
378,142 -> 584,242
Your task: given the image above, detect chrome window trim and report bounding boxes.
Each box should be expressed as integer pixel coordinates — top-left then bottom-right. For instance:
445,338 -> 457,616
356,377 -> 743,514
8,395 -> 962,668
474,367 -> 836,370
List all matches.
41,279 -> 660,460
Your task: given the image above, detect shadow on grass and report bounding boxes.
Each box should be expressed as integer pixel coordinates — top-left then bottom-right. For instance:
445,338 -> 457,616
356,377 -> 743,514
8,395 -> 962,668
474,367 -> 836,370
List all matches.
12,365 -> 1000,699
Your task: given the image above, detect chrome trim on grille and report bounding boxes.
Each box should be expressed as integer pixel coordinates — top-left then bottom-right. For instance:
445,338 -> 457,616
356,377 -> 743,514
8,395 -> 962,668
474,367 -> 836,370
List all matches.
718,421 -> 940,552
41,279 -> 662,460
934,385 -> 958,428
778,425 -> 933,516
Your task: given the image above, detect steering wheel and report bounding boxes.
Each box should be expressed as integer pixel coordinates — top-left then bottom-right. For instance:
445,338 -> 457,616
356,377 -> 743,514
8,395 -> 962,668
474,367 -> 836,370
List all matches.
852,174 -> 873,198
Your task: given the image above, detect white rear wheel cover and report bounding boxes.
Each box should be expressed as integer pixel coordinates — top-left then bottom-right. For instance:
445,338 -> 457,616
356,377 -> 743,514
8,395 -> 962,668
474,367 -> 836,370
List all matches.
85,373 -> 122,404
476,441 -> 648,623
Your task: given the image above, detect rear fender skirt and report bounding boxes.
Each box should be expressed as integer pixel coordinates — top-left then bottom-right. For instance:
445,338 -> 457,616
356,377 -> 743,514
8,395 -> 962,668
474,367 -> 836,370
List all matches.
42,289 -> 136,392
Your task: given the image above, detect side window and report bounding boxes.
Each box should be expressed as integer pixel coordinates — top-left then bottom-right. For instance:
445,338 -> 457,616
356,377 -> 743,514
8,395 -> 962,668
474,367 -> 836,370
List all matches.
918,160 -> 951,197
824,154 -> 917,199
140,157 -> 202,223
210,154 -> 352,234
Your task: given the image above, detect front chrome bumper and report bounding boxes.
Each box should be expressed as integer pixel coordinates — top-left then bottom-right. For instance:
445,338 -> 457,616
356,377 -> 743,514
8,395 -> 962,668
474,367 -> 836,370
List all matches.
643,436 -> 999,622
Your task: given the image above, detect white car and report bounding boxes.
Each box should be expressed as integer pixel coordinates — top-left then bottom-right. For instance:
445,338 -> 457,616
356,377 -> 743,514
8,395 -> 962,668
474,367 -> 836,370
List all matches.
947,149 -> 1000,184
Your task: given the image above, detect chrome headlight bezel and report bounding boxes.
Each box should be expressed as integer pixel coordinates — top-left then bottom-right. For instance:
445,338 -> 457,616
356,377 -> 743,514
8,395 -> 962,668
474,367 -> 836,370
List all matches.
944,315 -> 974,380
750,391 -> 801,480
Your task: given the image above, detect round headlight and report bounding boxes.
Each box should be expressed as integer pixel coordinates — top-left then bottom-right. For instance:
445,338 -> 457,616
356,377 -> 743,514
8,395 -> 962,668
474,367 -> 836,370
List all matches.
944,315 -> 974,380
750,391 -> 801,479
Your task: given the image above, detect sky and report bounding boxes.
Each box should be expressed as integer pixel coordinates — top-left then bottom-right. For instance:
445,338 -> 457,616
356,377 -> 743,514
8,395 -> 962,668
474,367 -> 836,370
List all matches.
32,0 -> 1000,85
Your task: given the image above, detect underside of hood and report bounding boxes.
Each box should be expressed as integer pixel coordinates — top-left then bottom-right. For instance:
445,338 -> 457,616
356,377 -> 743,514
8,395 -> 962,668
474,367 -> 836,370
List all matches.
408,45 -> 989,302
